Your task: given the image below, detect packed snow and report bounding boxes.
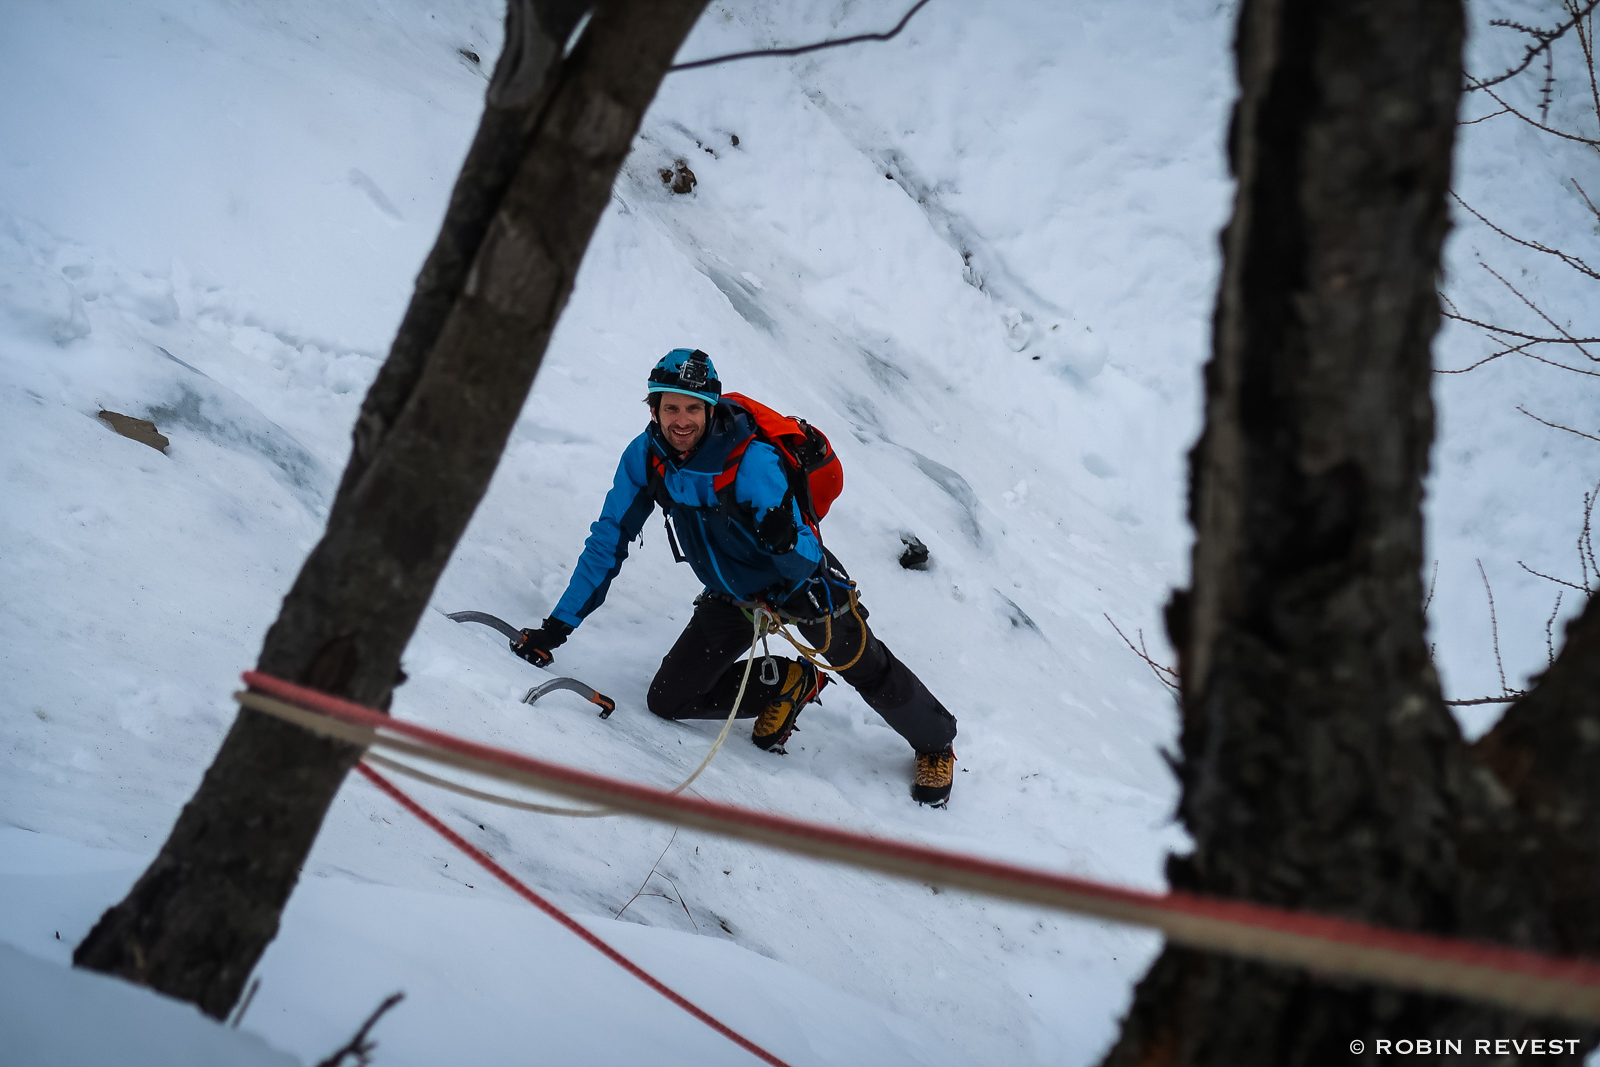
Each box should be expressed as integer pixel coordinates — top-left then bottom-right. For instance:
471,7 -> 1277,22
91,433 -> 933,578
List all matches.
1,0 -> 1594,1064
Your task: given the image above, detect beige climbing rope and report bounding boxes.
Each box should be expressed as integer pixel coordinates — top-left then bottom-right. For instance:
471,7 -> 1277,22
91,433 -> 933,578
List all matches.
270,606 -> 776,819
766,583 -> 869,674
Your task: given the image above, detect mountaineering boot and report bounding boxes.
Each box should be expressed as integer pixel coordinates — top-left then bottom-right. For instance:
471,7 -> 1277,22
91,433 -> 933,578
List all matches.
912,747 -> 956,807
752,661 -> 826,752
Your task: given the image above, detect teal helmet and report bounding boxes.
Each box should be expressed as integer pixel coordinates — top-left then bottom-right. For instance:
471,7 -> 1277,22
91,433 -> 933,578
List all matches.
647,348 -> 721,405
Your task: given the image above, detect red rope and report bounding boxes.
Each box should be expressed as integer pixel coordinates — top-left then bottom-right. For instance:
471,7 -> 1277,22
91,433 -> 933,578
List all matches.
355,762 -> 793,1067
244,671 -> 1600,1013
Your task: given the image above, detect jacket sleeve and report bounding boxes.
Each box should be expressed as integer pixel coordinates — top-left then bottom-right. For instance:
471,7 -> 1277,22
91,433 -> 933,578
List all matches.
734,442 -> 824,584
550,434 -> 657,629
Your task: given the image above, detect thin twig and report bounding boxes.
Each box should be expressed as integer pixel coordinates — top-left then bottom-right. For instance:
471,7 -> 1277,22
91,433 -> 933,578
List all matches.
1586,489 -> 1594,591
229,977 -> 262,1029
1575,179 -> 1600,226
1471,81 -> 1600,147
1459,105 -> 1512,125
1518,404 -> 1600,443
1478,559 -> 1510,695
1481,262 -> 1600,360
1450,192 -> 1600,280
1523,350 -> 1600,377
1439,310 -> 1600,346
654,870 -> 699,932
1546,589 -> 1565,668
671,0 -> 932,71
1466,2 -> 1600,92
617,829 -> 683,921
1518,559 -> 1591,593
1582,480 -> 1600,583
1574,0 -> 1600,133
1433,337 -> 1540,374
315,992 -> 405,1067
1442,560 -> 1534,704
1424,560 -> 1439,613
1541,40 -> 1557,123
1104,613 -> 1179,691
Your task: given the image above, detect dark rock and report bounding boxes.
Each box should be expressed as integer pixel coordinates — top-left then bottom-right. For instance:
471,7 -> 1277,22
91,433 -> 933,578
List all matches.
899,534 -> 930,570
658,159 -> 696,194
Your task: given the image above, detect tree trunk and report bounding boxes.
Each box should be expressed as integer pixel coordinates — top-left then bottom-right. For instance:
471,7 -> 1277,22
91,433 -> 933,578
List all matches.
1101,0 -> 1593,1062
1474,593 -> 1600,957
74,0 -> 708,1018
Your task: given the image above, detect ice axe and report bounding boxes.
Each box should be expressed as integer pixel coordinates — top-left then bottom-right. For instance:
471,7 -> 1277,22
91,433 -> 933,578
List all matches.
446,611 -> 617,719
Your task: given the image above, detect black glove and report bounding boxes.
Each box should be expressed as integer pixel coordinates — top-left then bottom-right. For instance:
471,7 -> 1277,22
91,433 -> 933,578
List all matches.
755,503 -> 798,554
511,617 -> 572,667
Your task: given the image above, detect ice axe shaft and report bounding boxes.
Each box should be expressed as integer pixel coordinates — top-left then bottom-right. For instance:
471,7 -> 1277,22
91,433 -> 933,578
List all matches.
447,610 -> 616,718
524,678 -> 616,719
447,610 -> 523,641
449,609 -> 552,666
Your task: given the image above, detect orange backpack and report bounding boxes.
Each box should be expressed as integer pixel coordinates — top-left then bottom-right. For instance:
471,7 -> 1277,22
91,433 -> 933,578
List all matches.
716,392 -> 843,528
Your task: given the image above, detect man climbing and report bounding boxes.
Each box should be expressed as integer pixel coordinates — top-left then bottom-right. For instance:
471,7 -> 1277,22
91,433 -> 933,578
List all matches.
511,349 -> 959,806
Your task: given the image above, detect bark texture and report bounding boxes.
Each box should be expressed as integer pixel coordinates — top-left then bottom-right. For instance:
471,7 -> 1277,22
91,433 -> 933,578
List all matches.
74,0 -> 708,1018
1475,594 -> 1600,957
1101,0 -> 1593,1062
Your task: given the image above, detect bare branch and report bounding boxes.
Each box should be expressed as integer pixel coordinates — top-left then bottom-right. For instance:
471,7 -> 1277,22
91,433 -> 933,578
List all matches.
1458,105 -> 1512,125
1523,350 -> 1600,377
1480,261 -> 1600,360
1444,694 -> 1526,706
1583,480 -> 1600,584
1424,559 -> 1439,613
1439,310 -> 1600,347
1518,559 -> 1591,593
1104,613 -> 1179,692
228,977 -> 261,1029
1572,0 -> 1600,132
671,0 -> 931,72
1451,192 -> 1600,280
1466,1 -> 1600,92
654,870 -> 698,932
1433,338 -> 1540,374
1576,179 -> 1600,227
1479,559 -> 1511,695
1470,81 -> 1600,147
1546,589 -> 1565,668
616,829 -> 681,921
1518,404 -> 1600,443
315,992 -> 405,1067
1540,42 -> 1557,123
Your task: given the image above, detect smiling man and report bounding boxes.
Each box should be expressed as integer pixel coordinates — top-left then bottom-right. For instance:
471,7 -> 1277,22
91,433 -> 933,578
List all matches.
511,349 -> 960,806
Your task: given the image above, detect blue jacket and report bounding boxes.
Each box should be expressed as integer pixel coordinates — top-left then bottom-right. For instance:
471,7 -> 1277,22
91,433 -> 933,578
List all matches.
550,402 -> 830,629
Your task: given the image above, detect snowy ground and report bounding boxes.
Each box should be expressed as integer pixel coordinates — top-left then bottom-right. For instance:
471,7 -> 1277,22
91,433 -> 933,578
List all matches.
0,1 -> 1594,1064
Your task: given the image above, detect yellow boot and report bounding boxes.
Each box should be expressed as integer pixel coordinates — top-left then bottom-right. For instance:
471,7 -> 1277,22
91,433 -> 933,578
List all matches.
751,661 -> 825,752
912,747 -> 956,807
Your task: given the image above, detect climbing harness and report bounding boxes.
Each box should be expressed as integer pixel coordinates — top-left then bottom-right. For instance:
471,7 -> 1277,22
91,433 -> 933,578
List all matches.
750,580 -> 870,675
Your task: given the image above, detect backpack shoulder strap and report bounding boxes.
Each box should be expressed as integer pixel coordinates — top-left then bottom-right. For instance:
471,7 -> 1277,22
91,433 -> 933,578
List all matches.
645,450 -> 676,511
712,434 -> 756,494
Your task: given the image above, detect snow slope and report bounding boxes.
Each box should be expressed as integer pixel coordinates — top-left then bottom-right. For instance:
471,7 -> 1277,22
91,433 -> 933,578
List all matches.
0,0 -> 1591,1064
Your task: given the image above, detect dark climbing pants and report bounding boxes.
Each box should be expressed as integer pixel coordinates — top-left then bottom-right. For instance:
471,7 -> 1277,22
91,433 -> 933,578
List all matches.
646,593 -> 958,754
